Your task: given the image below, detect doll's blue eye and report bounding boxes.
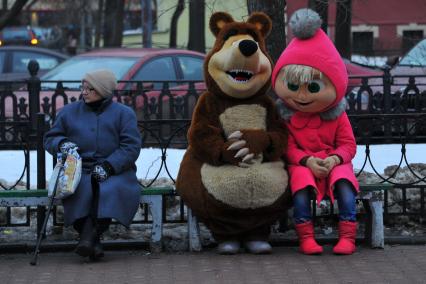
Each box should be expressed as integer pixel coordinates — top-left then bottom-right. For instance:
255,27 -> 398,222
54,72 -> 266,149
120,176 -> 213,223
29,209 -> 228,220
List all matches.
287,82 -> 299,91
307,80 -> 325,93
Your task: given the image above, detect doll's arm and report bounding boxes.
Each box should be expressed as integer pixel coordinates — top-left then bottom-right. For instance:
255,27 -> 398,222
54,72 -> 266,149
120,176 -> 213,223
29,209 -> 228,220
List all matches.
286,133 -> 311,165
329,112 -> 357,163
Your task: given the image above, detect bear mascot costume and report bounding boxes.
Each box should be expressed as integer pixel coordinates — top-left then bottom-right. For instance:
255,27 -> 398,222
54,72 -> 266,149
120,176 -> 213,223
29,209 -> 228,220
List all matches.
176,11 -> 291,254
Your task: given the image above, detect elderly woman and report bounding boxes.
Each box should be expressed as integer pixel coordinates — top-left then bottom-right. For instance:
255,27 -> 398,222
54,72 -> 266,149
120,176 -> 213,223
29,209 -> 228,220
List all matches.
44,69 -> 141,260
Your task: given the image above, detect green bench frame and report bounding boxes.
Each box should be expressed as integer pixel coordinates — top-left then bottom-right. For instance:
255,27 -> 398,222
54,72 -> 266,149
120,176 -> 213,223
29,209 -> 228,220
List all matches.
0,186 -> 175,253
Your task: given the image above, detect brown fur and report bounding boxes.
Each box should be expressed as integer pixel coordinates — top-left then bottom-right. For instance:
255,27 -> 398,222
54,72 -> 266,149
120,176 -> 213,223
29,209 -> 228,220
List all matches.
176,12 -> 290,242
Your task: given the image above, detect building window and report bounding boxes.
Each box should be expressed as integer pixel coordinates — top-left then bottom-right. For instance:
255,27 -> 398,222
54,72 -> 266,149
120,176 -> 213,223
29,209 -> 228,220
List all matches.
402,30 -> 424,54
352,31 -> 374,55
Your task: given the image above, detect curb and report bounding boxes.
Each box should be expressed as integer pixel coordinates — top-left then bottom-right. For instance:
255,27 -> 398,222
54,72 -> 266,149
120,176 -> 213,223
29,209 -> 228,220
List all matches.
1,236 -> 426,254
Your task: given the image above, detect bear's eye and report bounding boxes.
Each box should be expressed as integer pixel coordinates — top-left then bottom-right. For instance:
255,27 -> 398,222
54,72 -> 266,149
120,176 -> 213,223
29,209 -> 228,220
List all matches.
307,80 -> 325,93
247,30 -> 259,42
224,29 -> 238,41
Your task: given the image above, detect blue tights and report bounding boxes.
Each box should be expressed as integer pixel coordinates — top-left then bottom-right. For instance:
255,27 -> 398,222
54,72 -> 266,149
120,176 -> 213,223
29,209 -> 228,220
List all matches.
293,179 -> 356,224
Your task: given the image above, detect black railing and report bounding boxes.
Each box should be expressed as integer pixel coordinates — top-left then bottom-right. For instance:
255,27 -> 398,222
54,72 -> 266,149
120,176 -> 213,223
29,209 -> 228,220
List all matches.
0,60 -> 425,230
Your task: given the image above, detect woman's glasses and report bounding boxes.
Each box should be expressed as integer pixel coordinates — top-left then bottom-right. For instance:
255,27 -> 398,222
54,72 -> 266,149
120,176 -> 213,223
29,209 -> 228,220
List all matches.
80,86 -> 95,93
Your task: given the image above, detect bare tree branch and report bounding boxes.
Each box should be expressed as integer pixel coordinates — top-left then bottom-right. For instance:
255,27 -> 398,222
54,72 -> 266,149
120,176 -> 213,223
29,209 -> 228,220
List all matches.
0,0 -> 29,30
169,0 -> 185,48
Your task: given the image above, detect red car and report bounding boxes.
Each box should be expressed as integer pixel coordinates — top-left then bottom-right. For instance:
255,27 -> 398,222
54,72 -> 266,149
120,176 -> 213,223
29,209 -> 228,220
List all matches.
28,48 -> 205,119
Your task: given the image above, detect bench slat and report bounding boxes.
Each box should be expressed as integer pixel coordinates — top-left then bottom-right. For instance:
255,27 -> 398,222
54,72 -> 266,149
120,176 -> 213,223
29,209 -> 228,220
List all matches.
0,187 -> 175,199
359,183 -> 393,192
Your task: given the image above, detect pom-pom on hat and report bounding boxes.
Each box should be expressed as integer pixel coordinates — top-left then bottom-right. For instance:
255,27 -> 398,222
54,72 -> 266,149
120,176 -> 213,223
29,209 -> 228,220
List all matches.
83,69 -> 117,98
271,8 -> 348,108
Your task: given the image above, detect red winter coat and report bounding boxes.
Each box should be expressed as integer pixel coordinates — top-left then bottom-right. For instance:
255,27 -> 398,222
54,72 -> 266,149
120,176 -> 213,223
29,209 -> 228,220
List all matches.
284,111 -> 359,203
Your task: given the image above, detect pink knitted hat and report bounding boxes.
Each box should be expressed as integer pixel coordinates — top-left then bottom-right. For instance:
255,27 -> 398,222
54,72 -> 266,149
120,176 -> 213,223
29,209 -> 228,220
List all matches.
271,9 -> 348,108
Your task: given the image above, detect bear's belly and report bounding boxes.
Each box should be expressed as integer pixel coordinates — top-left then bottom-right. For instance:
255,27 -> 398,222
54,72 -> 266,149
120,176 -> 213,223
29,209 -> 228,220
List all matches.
200,159 -> 288,209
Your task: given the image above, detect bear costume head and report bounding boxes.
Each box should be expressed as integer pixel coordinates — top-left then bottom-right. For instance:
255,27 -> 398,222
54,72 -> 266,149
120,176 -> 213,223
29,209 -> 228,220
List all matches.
205,12 -> 273,99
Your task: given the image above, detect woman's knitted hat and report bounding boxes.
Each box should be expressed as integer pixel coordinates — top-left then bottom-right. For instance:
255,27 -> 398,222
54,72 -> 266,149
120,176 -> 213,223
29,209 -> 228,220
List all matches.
83,69 -> 117,98
271,8 -> 348,108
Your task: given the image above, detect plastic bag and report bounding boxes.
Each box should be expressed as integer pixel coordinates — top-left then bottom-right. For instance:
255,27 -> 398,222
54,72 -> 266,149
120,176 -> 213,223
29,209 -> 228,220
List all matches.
48,149 -> 82,199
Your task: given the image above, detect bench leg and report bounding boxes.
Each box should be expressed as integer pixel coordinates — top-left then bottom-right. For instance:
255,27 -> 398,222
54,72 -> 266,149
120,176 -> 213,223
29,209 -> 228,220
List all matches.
187,207 -> 202,252
141,195 -> 163,253
369,198 -> 384,248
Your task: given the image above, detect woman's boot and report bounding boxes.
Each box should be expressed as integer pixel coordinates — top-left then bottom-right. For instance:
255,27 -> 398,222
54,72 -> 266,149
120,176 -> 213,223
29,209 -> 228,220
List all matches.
294,222 -> 323,255
90,218 -> 111,260
333,221 -> 357,255
75,217 -> 96,257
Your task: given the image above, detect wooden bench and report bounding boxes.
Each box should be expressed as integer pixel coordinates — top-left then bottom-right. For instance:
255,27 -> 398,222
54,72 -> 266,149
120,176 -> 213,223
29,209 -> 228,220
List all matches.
0,183 -> 393,252
0,186 -> 175,253
186,183 -> 393,251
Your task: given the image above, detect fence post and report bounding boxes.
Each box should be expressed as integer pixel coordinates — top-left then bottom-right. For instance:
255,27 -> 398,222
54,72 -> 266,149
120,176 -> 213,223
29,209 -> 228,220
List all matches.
36,113 -> 46,238
382,66 -> 392,138
27,60 -> 41,130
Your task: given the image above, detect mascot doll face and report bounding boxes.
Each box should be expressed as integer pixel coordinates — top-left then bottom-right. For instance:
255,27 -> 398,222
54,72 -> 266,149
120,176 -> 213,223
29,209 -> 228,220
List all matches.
274,65 -> 337,113
206,12 -> 272,99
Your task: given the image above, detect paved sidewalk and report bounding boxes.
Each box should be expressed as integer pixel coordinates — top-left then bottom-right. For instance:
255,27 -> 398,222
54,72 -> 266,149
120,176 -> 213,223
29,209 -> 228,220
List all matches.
1,245 -> 426,284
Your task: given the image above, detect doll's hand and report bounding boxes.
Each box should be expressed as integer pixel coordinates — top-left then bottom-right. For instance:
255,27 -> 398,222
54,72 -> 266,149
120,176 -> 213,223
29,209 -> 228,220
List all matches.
323,155 -> 341,171
306,156 -> 329,179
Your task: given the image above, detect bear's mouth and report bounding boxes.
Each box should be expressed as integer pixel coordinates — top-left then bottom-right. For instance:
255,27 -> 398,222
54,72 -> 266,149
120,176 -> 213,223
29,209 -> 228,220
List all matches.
226,69 -> 254,83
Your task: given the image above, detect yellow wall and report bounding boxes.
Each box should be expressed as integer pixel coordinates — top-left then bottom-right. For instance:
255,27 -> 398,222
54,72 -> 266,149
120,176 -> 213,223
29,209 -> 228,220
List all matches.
122,0 -> 248,52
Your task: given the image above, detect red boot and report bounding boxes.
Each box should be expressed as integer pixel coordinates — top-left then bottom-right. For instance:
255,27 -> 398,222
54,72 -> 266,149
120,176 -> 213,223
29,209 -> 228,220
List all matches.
333,221 -> 357,255
294,222 -> 323,255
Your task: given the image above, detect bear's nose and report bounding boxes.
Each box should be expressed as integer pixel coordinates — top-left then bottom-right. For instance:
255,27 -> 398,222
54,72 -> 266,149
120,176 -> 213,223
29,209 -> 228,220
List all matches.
238,40 -> 258,57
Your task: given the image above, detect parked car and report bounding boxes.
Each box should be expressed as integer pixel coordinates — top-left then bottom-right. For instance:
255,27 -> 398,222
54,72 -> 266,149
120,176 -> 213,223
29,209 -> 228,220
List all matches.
0,26 -> 39,46
390,38 -> 426,77
41,48 -> 204,84
350,39 -> 426,112
0,45 -> 68,81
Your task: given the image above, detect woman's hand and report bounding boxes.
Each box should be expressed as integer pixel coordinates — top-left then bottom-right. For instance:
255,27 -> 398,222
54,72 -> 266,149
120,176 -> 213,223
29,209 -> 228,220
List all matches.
59,141 -> 79,155
91,162 -> 115,183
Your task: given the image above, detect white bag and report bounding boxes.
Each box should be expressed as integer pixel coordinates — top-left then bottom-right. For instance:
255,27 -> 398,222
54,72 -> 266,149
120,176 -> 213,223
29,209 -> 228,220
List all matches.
48,149 -> 82,199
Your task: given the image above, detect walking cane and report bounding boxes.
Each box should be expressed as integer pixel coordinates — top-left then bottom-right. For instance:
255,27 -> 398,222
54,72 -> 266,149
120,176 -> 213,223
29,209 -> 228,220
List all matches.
30,157 -> 65,266
89,175 -> 100,261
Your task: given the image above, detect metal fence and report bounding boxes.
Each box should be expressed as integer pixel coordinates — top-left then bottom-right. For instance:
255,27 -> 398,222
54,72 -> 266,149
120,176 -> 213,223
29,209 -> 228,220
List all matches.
0,61 -> 425,230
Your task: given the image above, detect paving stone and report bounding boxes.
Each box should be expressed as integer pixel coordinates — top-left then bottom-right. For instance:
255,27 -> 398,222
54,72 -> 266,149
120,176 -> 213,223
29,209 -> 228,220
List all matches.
0,245 -> 426,283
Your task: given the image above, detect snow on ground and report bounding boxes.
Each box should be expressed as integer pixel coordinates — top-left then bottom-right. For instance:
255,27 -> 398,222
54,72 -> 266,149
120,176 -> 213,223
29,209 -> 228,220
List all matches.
0,144 -> 425,187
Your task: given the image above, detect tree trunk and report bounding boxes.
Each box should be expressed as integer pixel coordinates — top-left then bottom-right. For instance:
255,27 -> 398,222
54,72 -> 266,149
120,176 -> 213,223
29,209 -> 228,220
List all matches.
142,0 -> 152,47
335,0 -> 352,59
103,0 -> 125,47
0,0 -> 28,30
94,0 -> 103,48
308,0 -> 328,33
187,0 -> 205,53
247,0 -> 286,63
169,0 -> 185,48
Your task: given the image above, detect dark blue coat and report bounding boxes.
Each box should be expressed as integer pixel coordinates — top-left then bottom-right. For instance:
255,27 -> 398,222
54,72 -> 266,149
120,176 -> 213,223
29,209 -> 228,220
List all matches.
44,100 -> 142,226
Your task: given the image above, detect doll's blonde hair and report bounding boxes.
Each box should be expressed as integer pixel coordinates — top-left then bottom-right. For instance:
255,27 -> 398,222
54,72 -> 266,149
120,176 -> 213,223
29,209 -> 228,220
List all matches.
281,64 -> 323,84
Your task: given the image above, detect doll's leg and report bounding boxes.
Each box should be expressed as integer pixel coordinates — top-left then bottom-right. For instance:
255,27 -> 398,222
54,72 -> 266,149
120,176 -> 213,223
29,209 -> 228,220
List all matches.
293,187 -> 323,255
333,179 -> 357,255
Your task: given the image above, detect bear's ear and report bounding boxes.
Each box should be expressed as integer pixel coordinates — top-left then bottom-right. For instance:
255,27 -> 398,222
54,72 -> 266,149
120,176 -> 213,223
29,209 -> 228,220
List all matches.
247,12 -> 272,38
210,12 -> 234,37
